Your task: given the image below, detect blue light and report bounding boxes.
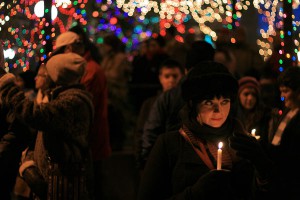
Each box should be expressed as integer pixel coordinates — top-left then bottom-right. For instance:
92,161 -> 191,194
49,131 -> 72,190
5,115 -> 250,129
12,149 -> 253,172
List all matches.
279,67 -> 284,72
281,97 -> 285,101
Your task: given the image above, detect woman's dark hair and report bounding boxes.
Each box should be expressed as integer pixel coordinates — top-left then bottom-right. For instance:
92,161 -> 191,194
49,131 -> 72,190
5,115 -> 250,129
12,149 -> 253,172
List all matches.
278,66 -> 300,92
103,34 -> 126,53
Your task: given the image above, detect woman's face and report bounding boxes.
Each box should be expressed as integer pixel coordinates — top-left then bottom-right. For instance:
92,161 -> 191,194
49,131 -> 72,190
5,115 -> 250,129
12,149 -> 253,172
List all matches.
239,87 -> 257,110
197,96 -> 231,128
35,66 -> 50,90
280,86 -> 296,109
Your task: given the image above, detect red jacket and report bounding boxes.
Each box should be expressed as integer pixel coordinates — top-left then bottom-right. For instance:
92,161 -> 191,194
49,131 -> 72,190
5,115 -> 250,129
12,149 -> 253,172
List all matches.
81,52 -> 111,160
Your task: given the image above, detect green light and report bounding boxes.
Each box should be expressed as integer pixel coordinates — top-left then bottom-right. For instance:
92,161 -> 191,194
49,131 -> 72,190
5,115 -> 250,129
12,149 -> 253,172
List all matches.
97,38 -> 103,44
233,14 -> 237,20
280,34 -> 284,39
279,59 -> 283,64
41,30 -> 45,35
288,0 -> 292,3
74,1 -> 78,5
40,49 -> 44,53
81,10 -> 86,15
45,9 -> 49,13
227,24 -> 232,30
295,49 -> 298,53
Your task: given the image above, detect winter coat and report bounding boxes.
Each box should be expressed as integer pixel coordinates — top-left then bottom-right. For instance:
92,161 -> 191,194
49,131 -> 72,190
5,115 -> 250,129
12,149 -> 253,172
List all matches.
3,83 -> 94,200
138,118 -> 256,200
266,109 -> 300,199
0,73 -> 33,200
81,52 -> 111,160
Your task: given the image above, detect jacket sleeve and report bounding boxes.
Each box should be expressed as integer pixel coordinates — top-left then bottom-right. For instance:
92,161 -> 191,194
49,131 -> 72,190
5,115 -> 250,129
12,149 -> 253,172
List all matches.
140,92 -> 169,167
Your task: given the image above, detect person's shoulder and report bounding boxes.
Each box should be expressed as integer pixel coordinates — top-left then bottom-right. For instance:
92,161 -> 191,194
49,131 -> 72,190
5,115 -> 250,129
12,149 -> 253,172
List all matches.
159,130 -> 182,143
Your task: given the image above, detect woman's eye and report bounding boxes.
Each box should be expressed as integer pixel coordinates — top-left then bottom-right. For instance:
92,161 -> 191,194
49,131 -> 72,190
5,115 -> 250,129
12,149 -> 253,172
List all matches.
221,99 -> 230,105
204,100 -> 213,106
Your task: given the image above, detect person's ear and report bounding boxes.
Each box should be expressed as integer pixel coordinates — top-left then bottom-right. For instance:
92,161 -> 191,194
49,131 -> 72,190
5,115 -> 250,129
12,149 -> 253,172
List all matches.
64,45 -> 73,53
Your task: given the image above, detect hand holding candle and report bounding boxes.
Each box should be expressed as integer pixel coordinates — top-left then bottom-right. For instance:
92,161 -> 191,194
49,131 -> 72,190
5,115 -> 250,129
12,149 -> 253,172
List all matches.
251,129 -> 260,140
217,142 -> 223,170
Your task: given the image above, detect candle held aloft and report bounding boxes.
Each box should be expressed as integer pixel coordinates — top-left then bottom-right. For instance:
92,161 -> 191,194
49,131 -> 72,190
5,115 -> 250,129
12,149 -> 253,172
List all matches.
217,142 -> 223,170
251,129 -> 260,140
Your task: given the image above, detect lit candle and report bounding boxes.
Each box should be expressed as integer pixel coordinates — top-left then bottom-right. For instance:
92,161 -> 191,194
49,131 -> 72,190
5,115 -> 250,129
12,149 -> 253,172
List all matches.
217,142 -> 223,170
251,129 -> 260,140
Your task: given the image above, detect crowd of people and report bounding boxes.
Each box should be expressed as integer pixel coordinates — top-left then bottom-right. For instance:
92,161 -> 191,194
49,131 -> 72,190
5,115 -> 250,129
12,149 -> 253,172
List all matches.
1,24 -> 300,200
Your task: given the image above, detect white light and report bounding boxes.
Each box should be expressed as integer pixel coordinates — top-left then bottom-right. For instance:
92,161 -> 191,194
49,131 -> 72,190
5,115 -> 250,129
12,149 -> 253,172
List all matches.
34,1 -> 58,20
55,0 -> 71,8
4,48 -> 15,60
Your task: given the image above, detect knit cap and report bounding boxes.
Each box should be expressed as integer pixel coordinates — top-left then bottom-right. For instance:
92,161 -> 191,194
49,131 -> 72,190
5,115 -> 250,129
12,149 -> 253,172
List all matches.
238,76 -> 260,95
181,61 -> 238,101
45,53 -> 86,86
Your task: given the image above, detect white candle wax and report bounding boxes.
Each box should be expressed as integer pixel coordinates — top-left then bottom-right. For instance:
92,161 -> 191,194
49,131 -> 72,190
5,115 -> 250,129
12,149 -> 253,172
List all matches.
217,142 -> 223,170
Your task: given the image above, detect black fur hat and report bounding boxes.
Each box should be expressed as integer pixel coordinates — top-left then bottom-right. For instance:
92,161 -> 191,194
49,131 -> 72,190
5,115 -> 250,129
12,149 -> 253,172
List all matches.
181,61 -> 238,102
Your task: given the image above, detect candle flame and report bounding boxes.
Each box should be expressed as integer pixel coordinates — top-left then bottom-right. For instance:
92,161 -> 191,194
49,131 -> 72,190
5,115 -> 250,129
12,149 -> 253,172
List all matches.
218,142 -> 223,149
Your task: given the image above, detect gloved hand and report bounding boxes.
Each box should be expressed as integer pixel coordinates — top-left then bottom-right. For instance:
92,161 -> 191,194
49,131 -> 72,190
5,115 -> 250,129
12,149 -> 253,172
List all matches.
191,169 -> 234,199
22,166 -> 47,200
229,132 -> 273,179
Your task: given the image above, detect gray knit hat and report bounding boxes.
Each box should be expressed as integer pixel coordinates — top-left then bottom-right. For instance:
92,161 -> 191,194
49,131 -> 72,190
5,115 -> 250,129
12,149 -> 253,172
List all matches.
46,53 -> 86,86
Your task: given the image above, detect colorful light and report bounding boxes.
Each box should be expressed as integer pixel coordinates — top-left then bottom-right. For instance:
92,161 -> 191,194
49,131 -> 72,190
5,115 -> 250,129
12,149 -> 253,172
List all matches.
1,0 -> 89,71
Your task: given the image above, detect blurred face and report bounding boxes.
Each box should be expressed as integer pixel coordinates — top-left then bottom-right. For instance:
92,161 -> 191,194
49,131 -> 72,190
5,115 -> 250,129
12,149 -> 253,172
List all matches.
14,76 -> 24,89
159,67 -> 183,92
239,87 -> 257,110
64,41 -> 85,56
148,40 -> 160,54
197,96 -> 231,128
35,65 -> 49,90
280,86 -> 296,109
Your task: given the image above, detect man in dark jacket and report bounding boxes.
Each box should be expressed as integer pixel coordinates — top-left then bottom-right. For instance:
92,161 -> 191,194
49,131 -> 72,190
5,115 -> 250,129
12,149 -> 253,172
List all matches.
138,41 -> 215,169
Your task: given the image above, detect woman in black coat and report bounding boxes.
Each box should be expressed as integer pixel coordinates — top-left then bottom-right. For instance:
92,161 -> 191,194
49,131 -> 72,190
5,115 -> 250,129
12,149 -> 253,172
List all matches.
138,61 -> 257,200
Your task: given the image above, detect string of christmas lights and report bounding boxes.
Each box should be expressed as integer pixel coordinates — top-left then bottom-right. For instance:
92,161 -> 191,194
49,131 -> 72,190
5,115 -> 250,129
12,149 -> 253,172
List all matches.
254,0 -> 299,69
0,0 -> 88,71
116,0 -> 251,41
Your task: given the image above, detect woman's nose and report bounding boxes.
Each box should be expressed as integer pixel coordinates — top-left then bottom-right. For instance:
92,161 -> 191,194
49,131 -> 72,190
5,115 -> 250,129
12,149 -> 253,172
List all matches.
213,104 -> 220,112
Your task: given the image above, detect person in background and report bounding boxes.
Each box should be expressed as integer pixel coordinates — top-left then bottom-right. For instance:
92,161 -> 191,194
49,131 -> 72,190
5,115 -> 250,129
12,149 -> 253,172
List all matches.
130,36 -> 170,113
139,40 -> 215,169
214,47 -> 239,79
15,70 -> 36,100
0,53 -> 94,199
135,59 -> 184,170
101,33 -> 132,151
164,25 -> 187,67
236,76 -> 272,146
0,46 -> 34,199
138,61 -> 256,199
69,25 -> 111,199
230,67 -> 300,199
